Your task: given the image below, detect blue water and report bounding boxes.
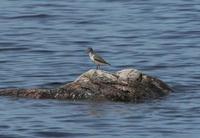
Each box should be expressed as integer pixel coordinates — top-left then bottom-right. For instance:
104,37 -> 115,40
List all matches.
0,0 -> 200,137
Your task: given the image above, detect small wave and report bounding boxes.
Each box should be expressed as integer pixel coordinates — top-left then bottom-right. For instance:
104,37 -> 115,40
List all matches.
35,131 -> 72,137
8,14 -> 52,19
0,42 -> 16,46
34,131 -> 92,137
0,134 -> 17,138
31,50 -> 56,54
0,60 -> 10,63
0,125 -> 10,129
73,40 -> 93,45
0,47 -> 29,52
32,3 -> 67,8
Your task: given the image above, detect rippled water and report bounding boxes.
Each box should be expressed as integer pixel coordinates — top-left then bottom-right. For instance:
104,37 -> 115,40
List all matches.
0,0 -> 200,137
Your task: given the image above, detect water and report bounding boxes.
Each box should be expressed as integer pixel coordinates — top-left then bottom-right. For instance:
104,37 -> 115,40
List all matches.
0,0 -> 199,137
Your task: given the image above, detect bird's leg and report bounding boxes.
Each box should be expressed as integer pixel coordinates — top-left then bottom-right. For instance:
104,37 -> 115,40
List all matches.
97,65 -> 100,70
96,65 -> 98,70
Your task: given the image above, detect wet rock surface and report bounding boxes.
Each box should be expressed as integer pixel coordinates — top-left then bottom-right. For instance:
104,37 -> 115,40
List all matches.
0,69 -> 172,102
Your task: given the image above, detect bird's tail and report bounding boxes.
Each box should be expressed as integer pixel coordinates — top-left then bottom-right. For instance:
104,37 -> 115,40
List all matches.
107,62 -> 111,66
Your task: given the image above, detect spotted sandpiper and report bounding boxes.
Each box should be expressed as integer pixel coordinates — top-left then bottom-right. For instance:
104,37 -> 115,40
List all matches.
86,48 -> 111,70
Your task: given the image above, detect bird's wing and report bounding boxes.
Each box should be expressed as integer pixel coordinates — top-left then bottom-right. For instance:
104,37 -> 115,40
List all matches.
93,53 -> 111,65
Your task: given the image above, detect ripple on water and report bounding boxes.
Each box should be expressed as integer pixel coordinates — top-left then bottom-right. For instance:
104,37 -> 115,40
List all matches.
6,14 -> 54,20
34,131 -> 94,137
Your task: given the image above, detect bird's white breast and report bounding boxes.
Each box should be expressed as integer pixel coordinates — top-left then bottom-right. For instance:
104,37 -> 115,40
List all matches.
89,53 -> 94,61
89,52 -> 104,65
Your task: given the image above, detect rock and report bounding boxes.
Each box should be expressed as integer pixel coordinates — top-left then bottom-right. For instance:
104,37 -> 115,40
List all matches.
0,69 -> 172,102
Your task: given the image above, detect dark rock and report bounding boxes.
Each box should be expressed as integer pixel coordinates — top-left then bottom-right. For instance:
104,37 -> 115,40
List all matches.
0,69 -> 172,102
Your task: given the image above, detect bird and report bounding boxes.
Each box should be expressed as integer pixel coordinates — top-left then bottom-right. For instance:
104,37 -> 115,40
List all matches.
86,47 -> 111,70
